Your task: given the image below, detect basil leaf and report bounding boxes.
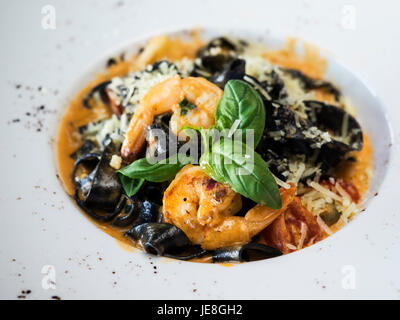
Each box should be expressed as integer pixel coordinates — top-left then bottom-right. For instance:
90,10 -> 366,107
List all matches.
200,138 -> 281,209
118,155 -> 193,183
199,148 -> 225,183
119,175 -> 144,196
215,80 -> 266,147
179,98 -> 197,116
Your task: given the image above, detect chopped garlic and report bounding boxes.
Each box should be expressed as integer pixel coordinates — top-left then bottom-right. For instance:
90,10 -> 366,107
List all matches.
109,155 -> 122,170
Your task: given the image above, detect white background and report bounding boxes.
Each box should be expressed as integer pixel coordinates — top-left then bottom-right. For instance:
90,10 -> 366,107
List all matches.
0,0 -> 399,299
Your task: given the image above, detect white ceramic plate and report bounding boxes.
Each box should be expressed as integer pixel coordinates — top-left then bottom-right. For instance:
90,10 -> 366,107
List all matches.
1,27 -> 397,300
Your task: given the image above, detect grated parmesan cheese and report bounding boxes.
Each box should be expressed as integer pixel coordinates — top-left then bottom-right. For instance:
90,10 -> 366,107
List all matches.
82,60 -> 194,148
273,174 -> 291,190
335,182 -> 352,207
242,54 -> 274,80
297,222 -> 308,249
340,202 -> 357,224
107,60 -> 192,114
301,179 -> 360,230
308,181 -> 343,203
286,243 -> 297,250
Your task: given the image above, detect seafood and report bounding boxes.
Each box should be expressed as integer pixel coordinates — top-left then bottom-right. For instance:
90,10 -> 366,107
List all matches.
163,165 -> 296,250
104,60 -> 182,116
121,76 -> 223,161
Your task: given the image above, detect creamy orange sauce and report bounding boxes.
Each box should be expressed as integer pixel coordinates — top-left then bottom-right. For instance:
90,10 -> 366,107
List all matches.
263,38 -> 327,79
57,33 -> 373,262
136,32 -> 203,67
116,239 -> 136,252
335,134 -> 373,195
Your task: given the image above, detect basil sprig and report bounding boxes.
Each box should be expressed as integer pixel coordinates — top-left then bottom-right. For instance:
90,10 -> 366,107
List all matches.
215,80 -> 265,147
118,175 -> 144,197
200,138 -> 282,209
202,79 -> 281,209
118,155 -> 192,196
117,79 -> 280,208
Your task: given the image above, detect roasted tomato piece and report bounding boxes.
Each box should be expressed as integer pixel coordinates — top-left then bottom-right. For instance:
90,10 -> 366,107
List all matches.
320,178 -> 360,203
262,197 -> 327,254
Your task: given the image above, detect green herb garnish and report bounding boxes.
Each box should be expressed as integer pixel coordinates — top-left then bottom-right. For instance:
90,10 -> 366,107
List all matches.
118,80 -> 281,208
197,80 -> 280,209
215,80 -> 266,147
118,175 -> 144,197
118,155 -> 193,196
200,137 -> 281,209
179,98 -> 197,116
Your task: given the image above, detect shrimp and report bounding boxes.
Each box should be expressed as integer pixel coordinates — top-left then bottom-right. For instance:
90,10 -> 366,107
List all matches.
163,165 -> 297,250
121,75 -> 223,161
